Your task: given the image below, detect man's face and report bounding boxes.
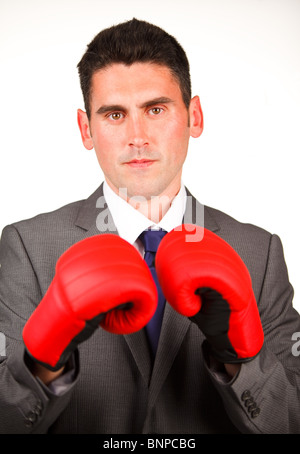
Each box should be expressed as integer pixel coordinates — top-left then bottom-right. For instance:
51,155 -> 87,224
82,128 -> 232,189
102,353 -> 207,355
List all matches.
78,62 -> 203,201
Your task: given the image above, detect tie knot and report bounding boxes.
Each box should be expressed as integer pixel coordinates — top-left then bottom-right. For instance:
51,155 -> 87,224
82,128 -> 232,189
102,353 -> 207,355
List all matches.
139,229 -> 167,253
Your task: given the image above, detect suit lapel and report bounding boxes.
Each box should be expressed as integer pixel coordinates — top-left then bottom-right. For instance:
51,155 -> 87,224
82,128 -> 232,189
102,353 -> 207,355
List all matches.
184,187 -> 220,233
74,183 -> 118,238
124,331 -> 153,386
147,303 -> 190,405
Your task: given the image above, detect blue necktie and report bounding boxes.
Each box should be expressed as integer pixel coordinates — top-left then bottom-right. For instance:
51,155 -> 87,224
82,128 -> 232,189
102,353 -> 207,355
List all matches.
139,229 -> 167,356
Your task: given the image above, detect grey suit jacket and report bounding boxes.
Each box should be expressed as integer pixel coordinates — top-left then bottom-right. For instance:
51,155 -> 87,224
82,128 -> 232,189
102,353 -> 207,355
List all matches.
0,184 -> 299,434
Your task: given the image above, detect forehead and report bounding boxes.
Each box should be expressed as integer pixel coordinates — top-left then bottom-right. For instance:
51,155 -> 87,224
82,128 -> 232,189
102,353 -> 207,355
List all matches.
90,62 -> 182,103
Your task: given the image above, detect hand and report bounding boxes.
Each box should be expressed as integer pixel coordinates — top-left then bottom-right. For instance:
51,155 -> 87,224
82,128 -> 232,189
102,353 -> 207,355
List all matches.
155,224 -> 264,364
23,234 -> 157,371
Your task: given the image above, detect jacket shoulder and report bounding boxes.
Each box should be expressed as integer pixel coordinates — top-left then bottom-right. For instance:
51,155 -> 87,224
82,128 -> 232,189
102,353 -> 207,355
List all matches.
205,204 -> 272,244
4,199 -> 85,238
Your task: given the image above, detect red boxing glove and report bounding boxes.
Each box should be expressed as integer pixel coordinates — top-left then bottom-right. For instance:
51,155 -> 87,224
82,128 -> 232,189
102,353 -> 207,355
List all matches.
23,234 -> 157,371
155,225 -> 264,364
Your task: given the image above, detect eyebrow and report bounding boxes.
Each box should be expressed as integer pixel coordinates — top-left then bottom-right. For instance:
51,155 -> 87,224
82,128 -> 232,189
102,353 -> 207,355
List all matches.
139,97 -> 174,109
96,97 -> 174,115
96,104 -> 125,115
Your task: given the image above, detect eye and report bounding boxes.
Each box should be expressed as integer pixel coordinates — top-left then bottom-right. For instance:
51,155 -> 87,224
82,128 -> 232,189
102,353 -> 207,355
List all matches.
108,112 -> 124,121
149,107 -> 163,115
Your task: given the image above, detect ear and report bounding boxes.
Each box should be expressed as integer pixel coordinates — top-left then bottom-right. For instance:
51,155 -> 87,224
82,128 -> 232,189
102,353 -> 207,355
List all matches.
77,109 -> 94,150
189,96 -> 204,138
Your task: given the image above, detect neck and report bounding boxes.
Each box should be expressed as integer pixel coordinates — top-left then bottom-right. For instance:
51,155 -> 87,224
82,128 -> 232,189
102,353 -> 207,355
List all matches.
128,179 -> 182,223
106,179 -> 181,223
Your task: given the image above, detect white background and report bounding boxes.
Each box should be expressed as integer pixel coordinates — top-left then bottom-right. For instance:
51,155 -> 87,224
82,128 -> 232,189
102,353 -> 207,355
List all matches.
1,0 -> 299,312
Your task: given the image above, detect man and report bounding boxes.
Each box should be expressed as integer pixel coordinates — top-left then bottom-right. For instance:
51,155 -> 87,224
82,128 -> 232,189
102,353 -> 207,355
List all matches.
0,18 -> 299,434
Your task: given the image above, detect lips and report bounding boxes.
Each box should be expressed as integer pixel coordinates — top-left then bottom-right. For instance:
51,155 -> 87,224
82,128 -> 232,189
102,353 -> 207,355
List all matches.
125,159 -> 156,168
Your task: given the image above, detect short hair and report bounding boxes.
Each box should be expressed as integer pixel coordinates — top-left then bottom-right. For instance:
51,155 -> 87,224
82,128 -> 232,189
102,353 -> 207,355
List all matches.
77,18 -> 192,119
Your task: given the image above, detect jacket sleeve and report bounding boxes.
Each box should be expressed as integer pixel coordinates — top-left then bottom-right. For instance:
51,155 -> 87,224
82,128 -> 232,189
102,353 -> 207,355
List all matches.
205,233 -> 300,434
0,224 -> 79,434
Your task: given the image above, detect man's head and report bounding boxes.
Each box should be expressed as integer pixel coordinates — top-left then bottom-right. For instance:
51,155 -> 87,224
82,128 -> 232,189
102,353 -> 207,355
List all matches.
77,19 -> 203,207
77,18 -> 192,120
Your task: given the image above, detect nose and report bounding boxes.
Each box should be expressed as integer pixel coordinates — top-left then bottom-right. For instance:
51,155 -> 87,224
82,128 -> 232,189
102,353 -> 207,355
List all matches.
127,116 -> 149,150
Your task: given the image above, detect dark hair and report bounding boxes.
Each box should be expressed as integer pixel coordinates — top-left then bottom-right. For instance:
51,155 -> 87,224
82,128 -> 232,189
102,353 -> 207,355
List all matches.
77,18 -> 191,119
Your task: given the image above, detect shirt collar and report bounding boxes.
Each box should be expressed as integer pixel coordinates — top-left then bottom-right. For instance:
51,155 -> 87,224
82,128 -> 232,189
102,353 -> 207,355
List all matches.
103,180 -> 186,245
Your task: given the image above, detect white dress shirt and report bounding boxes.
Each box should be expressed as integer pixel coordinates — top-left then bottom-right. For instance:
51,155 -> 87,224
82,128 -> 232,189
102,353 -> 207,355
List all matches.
103,180 -> 187,255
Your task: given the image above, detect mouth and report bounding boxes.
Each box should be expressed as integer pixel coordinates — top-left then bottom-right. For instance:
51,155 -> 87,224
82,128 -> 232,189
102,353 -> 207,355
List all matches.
124,159 -> 156,168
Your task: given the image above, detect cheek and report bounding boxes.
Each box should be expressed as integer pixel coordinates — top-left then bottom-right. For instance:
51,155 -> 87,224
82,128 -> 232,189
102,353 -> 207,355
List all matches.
93,140 -> 115,173
92,128 -> 121,164
163,111 -> 189,139
161,120 -> 189,157
93,126 -> 119,147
